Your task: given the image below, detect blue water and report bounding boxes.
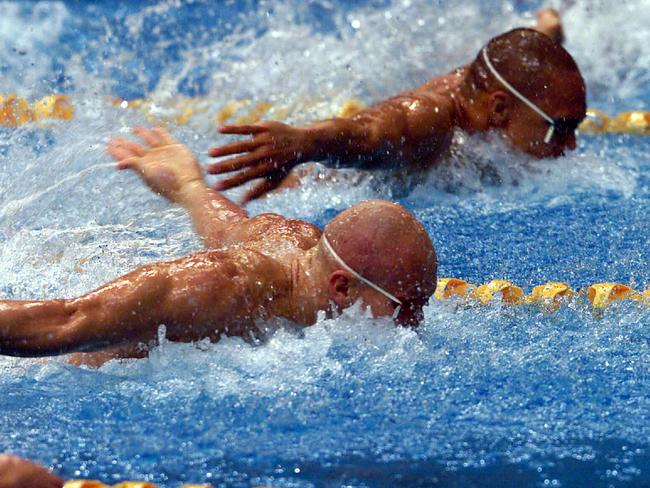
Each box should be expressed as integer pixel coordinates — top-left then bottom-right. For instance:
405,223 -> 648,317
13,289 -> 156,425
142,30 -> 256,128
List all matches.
0,1 -> 649,487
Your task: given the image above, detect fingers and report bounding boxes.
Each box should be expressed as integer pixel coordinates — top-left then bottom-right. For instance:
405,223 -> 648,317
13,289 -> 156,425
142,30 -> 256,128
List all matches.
106,149 -> 138,171
115,156 -> 140,170
107,127 -> 177,169
107,137 -> 146,157
242,173 -> 285,203
152,127 -> 177,145
207,149 -> 275,174
219,124 -> 268,135
106,143 -> 133,162
213,161 -> 278,191
106,138 -> 143,170
208,139 -> 263,158
133,126 -> 165,147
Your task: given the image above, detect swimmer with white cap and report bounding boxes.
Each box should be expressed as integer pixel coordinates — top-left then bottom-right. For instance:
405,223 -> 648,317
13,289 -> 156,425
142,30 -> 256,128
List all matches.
0,128 -> 437,365
206,8 -> 585,202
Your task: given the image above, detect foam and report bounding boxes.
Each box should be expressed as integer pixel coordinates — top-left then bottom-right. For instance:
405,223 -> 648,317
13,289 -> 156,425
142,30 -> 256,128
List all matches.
0,1 -> 648,486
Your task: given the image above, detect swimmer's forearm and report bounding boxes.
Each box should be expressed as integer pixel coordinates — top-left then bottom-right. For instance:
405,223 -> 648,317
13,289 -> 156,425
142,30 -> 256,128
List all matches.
0,265 -> 170,357
0,252 -> 262,357
0,299 -> 134,357
0,299 -> 77,356
303,118 -> 378,168
302,93 -> 452,169
177,180 -> 248,248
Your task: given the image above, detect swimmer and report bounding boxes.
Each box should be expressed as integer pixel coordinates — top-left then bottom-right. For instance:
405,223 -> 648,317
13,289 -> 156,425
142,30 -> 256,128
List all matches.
0,128 -> 437,363
0,454 -> 63,488
207,9 -> 585,202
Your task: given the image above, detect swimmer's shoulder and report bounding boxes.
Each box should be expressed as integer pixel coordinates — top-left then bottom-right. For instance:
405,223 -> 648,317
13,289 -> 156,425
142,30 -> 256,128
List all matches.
240,213 -> 322,251
417,66 -> 467,94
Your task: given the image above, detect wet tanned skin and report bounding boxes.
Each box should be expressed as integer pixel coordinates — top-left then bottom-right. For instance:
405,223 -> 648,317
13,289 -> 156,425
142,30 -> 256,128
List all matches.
206,13 -> 583,202
0,455 -> 63,488
0,129 -> 437,363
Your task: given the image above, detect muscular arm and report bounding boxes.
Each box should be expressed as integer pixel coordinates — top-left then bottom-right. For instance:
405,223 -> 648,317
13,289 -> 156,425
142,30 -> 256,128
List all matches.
175,179 -> 249,248
0,250 -> 281,357
107,127 -> 249,249
207,7 -> 565,202
305,91 -> 455,169
208,90 -> 456,200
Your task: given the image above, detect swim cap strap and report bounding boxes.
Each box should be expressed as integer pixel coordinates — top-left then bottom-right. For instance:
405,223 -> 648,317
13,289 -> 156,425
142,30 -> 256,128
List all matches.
322,235 -> 402,305
482,47 -> 555,144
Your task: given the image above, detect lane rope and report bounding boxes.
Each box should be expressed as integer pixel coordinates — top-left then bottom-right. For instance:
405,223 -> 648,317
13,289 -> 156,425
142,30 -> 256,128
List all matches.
3,93 -> 647,136
435,278 -> 649,310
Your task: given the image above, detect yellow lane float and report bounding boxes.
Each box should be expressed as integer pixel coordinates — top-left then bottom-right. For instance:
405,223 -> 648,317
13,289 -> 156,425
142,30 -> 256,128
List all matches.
580,109 -> 650,135
586,282 -> 636,309
434,278 -> 475,300
435,279 -> 648,310
3,92 -> 647,136
527,281 -> 573,303
526,282 -> 574,310
472,280 -> 524,304
0,94 -> 73,126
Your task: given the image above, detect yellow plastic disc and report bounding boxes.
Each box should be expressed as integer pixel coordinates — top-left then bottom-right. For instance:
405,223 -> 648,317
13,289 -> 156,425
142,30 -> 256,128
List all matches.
586,283 -> 634,309
63,481 -> 109,488
434,278 -> 475,300
473,280 -> 524,304
527,282 -> 573,306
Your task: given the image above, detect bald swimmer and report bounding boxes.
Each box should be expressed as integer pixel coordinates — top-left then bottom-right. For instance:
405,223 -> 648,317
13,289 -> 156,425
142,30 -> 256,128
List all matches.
0,128 -> 437,361
207,21 -> 585,202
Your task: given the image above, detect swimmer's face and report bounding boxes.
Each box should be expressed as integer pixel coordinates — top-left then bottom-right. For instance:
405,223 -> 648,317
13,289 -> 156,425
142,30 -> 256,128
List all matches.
357,285 -> 431,327
504,102 -> 584,158
501,73 -> 586,159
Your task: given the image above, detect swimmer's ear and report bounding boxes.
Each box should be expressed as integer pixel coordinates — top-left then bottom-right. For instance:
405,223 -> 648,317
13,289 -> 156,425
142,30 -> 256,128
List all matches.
487,91 -> 511,127
328,271 -> 355,307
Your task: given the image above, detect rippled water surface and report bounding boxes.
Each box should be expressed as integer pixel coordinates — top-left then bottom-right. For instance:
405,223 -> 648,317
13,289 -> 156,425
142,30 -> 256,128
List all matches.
0,1 -> 649,486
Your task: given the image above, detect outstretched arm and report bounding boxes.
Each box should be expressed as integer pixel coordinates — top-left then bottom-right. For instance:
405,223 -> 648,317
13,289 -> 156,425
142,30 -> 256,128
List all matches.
207,91 -> 455,202
107,127 -> 248,248
0,250 -> 276,357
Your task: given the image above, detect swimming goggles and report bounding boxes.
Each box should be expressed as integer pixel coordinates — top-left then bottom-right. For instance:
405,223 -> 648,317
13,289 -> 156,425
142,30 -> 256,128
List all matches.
482,46 -> 556,144
321,234 -> 403,311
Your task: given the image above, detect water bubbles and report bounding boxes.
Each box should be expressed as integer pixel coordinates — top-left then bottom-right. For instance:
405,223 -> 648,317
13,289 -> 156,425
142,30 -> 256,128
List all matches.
0,0 -> 649,486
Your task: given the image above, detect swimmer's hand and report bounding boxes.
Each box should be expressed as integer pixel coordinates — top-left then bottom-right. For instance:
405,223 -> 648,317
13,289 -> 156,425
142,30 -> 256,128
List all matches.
207,121 -> 315,203
533,7 -> 564,44
0,455 -> 63,488
107,127 -> 204,204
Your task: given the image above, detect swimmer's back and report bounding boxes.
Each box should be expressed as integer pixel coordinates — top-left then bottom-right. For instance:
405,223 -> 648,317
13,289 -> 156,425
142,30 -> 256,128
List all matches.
227,212 -> 322,264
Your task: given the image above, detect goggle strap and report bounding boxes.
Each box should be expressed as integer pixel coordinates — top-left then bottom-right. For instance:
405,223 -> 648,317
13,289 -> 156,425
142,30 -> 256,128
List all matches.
482,47 -> 556,140
322,234 -> 402,305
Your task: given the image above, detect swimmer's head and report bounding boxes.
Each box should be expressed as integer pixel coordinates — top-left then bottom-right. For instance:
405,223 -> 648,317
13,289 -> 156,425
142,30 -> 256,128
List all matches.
461,28 -> 586,158
321,200 -> 437,326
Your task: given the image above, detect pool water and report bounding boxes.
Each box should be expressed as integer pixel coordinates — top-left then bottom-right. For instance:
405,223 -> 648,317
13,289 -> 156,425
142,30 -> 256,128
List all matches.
0,1 -> 649,486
